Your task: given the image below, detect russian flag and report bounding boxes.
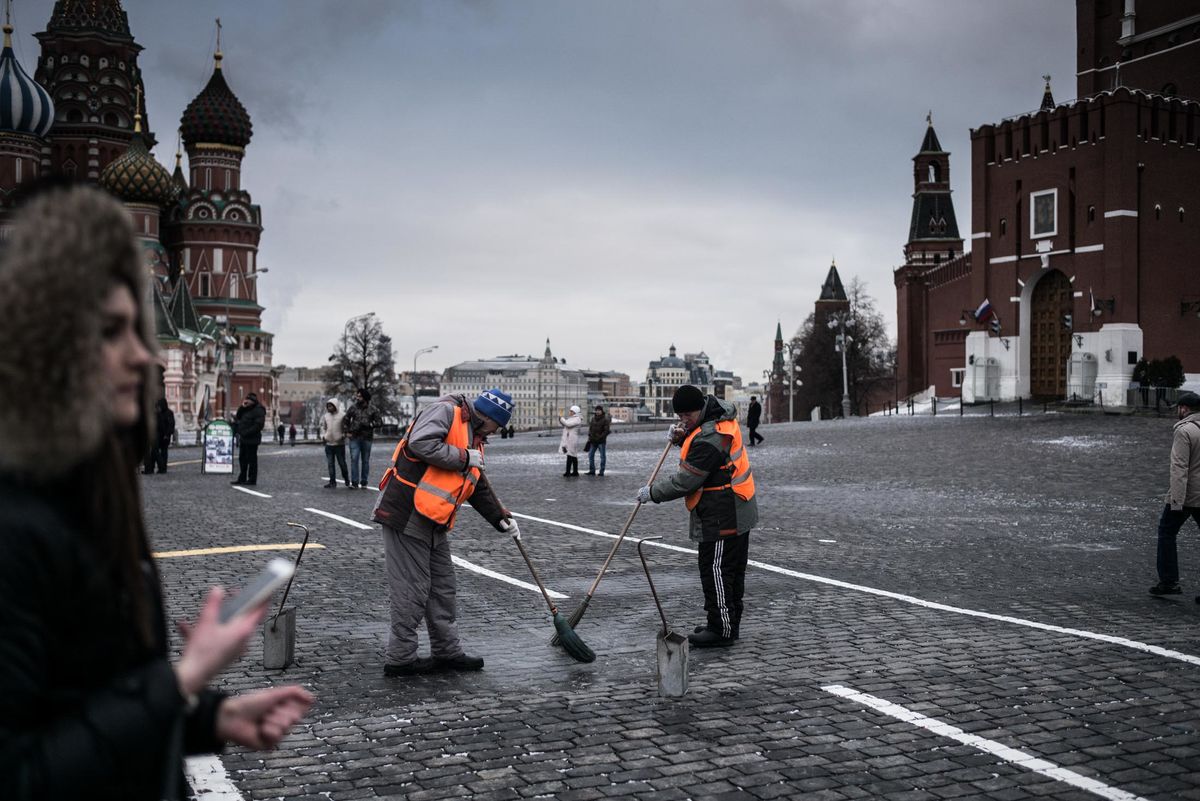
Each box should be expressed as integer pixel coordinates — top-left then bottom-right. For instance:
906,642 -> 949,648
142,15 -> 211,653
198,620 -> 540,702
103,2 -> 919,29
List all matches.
973,299 -> 994,323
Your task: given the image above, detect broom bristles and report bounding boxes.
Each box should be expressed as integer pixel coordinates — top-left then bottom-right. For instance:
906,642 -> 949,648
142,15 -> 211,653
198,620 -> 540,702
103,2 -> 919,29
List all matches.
552,612 -> 596,663
550,596 -> 591,646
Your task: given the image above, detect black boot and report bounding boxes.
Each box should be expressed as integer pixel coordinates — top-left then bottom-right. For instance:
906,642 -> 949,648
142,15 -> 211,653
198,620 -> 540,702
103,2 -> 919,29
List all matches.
434,653 -> 484,671
383,657 -> 435,677
688,627 -> 736,648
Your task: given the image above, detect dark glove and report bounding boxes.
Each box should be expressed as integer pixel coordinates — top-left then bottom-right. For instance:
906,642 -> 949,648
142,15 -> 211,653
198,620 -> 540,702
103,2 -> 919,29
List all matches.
561,446 -> 567,454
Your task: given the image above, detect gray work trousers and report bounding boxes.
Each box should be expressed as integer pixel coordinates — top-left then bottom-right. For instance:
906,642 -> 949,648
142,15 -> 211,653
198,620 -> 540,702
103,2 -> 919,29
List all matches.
382,522 -> 464,664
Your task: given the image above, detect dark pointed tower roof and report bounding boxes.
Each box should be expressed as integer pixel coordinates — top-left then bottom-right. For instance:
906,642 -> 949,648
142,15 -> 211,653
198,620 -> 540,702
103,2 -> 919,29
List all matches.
45,0 -> 132,40
772,322 -> 784,375
1039,74 -> 1055,111
169,276 -> 202,333
180,48 -> 252,149
150,280 -> 178,339
819,261 -> 847,301
919,112 -> 944,153
0,17 -> 54,137
171,132 -> 188,195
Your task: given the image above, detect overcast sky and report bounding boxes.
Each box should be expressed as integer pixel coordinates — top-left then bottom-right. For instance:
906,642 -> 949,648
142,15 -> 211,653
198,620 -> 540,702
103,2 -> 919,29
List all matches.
15,1 -> 1076,383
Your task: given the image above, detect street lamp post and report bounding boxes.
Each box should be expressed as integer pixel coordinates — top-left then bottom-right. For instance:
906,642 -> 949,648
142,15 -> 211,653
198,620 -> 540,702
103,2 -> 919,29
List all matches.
780,341 -> 802,423
412,344 -> 437,425
828,314 -> 853,419
761,369 -> 773,423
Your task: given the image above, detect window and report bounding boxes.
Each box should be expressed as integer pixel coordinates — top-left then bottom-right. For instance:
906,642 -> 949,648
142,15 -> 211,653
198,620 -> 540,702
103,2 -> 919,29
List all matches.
1030,188 -> 1058,238
199,274 -> 209,296
999,218 -> 1007,237
951,368 -> 964,388
1088,205 -> 1096,224
229,277 -> 238,299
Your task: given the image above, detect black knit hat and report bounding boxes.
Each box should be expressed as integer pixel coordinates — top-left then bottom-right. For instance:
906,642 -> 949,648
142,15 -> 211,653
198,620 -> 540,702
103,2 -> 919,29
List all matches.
1174,391 -> 1200,409
672,385 -> 705,413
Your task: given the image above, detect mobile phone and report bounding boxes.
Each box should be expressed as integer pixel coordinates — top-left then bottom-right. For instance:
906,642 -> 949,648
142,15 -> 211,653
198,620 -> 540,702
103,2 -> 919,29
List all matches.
218,558 -> 295,623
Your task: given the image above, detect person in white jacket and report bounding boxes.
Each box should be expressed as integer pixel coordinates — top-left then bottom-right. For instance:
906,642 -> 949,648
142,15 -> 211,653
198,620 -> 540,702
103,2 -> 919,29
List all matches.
559,405 -> 583,477
320,399 -> 350,488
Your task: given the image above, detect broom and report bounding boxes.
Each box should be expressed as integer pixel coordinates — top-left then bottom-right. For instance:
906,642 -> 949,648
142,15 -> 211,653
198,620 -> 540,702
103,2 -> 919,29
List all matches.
551,438 -> 674,645
510,523 -> 595,664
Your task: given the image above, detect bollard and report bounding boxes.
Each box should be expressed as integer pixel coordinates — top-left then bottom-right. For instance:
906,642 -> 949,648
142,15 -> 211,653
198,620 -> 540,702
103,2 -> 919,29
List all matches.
990,399 -> 994,417
1019,397 -> 1023,416
931,397 -> 937,416
960,397 -> 964,417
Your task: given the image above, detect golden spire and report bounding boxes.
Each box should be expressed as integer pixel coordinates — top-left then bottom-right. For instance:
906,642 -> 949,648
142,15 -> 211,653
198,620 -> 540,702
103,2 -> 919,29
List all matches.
926,110 -> 933,127
4,0 -> 13,48
134,84 -> 142,133
214,17 -> 223,70
175,128 -> 182,168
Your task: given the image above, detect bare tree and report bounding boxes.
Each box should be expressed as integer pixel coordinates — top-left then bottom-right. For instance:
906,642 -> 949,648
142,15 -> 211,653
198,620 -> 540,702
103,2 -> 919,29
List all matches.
794,277 -> 893,418
323,313 -> 400,418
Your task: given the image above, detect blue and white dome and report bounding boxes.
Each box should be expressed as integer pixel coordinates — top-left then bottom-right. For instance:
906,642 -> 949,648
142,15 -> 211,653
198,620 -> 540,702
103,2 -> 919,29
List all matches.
0,25 -> 54,139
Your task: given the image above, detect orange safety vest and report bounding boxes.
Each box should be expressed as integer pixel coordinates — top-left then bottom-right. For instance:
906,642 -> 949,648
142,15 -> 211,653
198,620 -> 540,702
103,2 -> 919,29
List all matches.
379,402 -> 481,529
679,419 -> 755,511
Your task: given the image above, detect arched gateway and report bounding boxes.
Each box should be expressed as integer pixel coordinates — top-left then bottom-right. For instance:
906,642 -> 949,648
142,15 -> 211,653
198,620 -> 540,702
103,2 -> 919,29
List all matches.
1029,269 -> 1073,398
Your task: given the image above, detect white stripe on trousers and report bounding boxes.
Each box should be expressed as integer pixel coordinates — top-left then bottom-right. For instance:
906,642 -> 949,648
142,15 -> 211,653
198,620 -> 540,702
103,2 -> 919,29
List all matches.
712,539 -> 731,637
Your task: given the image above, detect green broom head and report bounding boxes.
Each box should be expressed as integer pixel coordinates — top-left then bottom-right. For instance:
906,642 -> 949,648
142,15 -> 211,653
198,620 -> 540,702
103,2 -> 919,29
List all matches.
550,596 -> 591,647
552,611 -> 595,663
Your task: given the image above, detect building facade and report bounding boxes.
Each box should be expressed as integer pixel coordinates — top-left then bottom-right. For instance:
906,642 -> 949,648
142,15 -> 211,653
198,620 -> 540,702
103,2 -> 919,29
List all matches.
0,1 -> 273,435
440,340 -> 588,430
643,344 -> 716,418
896,0 -> 1200,405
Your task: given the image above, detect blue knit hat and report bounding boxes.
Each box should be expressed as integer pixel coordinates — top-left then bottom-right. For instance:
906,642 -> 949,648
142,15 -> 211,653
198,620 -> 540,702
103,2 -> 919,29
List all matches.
474,388 -> 514,426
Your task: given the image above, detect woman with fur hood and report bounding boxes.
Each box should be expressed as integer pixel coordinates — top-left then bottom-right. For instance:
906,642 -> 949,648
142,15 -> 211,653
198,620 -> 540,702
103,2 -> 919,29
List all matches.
559,405 -> 583,477
0,184 -> 313,800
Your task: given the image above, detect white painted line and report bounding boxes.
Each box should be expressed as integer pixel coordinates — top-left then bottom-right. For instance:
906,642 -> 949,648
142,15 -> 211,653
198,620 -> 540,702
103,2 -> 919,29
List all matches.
822,685 -> 1151,801
185,755 -> 244,800
513,511 -> 1200,668
818,539 -> 837,544
304,507 -> 373,530
451,555 -> 568,599
232,486 -> 271,498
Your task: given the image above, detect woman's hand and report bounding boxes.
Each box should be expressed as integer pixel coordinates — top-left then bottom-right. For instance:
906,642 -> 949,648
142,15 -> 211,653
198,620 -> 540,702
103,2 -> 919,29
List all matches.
216,686 -> 315,749
174,587 -> 267,697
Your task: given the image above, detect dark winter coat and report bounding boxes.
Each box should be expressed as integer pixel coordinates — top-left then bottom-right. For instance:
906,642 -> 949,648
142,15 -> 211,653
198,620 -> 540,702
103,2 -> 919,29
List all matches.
343,401 -> 382,441
155,402 -> 176,445
648,395 -> 759,542
372,395 -> 508,535
234,400 -> 266,444
746,400 -> 762,427
588,412 -> 611,445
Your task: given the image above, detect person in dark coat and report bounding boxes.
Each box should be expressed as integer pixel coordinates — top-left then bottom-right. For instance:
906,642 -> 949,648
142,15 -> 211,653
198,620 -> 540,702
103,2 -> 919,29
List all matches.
289,422 -> 297,446
232,393 -> 266,485
277,422 -> 285,445
585,405 -> 611,475
143,397 -> 176,474
0,184 -> 313,801
746,396 -> 764,446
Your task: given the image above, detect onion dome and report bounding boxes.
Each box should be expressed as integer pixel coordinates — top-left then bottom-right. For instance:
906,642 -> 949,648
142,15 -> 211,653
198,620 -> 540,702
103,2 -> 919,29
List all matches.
180,51 -> 252,148
99,111 -> 174,205
0,23 -> 54,137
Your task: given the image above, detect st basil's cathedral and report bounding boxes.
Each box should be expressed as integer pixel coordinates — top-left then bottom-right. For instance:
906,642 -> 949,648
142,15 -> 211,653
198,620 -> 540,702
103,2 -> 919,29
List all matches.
0,0 -> 274,436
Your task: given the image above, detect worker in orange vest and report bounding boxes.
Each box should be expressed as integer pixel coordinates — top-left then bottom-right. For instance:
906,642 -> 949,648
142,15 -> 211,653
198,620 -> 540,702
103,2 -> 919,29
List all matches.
636,385 -> 758,648
373,388 -> 516,676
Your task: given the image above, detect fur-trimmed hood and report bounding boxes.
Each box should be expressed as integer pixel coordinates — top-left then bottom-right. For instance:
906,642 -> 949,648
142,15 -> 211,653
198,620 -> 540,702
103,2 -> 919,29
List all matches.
0,185 -> 155,480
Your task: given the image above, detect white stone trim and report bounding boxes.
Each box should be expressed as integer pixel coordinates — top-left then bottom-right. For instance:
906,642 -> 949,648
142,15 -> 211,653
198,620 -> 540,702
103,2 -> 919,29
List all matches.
1104,210 -> 1138,218
971,232 -> 991,239
1074,244 -> 1104,253
989,255 -> 1019,264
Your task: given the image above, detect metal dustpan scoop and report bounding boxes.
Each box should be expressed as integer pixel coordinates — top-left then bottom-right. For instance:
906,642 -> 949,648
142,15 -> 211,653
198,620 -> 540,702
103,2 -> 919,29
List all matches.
263,522 -> 311,670
637,537 -> 688,697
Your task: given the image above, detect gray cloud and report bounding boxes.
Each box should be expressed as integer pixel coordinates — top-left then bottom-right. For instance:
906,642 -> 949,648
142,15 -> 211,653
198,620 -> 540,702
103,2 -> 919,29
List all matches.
17,0 -> 1076,382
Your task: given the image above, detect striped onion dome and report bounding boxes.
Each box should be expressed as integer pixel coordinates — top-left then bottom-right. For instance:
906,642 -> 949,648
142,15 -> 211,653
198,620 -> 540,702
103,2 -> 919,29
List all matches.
99,114 -> 174,205
0,25 -> 54,138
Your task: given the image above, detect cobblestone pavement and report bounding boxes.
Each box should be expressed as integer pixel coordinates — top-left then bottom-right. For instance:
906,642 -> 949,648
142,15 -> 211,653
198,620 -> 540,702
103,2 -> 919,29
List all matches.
143,413 -> 1200,800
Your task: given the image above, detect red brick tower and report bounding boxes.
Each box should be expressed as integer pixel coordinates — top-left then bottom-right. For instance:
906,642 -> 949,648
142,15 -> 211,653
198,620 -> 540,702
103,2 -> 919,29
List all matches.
34,0 -> 152,179
165,38 -> 273,417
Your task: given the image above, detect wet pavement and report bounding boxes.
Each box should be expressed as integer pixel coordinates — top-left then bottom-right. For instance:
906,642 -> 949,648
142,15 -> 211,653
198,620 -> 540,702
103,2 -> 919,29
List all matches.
143,412 -> 1200,800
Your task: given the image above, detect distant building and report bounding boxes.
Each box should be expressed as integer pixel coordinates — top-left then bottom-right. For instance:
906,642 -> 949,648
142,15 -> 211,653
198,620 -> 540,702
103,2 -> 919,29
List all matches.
440,339 -> 587,430
276,366 -> 327,430
896,0 -> 1200,404
396,370 -> 442,422
643,344 -> 716,417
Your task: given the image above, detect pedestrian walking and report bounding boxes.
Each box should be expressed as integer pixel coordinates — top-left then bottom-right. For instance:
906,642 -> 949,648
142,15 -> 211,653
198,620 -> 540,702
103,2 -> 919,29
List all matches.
277,422 -> 285,445
0,183 -> 313,800
143,397 -> 176,474
635,385 -> 758,648
746,395 -> 765,446
372,388 -> 518,676
344,387 -> 382,487
559,404 -> 583,476
232,393 -> 265,485
320,398 -> 351,488
585,405 -> 610,476
1150,390 -> 1200,599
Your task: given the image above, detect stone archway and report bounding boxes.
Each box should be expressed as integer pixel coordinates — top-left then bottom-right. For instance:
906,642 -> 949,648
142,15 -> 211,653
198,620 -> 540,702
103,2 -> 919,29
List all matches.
1029,269 -> 1072,398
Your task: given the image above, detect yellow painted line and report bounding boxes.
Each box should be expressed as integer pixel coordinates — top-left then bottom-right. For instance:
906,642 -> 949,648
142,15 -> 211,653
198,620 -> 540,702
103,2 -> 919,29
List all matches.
167,459 -> 203,466
153,543 -> 326,559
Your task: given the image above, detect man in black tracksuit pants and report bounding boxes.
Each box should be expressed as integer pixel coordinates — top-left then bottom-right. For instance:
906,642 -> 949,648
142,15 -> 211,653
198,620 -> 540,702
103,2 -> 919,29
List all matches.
637,385 -> 759,648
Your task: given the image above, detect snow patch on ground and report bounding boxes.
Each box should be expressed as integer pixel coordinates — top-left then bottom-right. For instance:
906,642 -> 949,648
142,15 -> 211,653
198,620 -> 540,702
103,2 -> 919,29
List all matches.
1035,436 -> 1112,448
